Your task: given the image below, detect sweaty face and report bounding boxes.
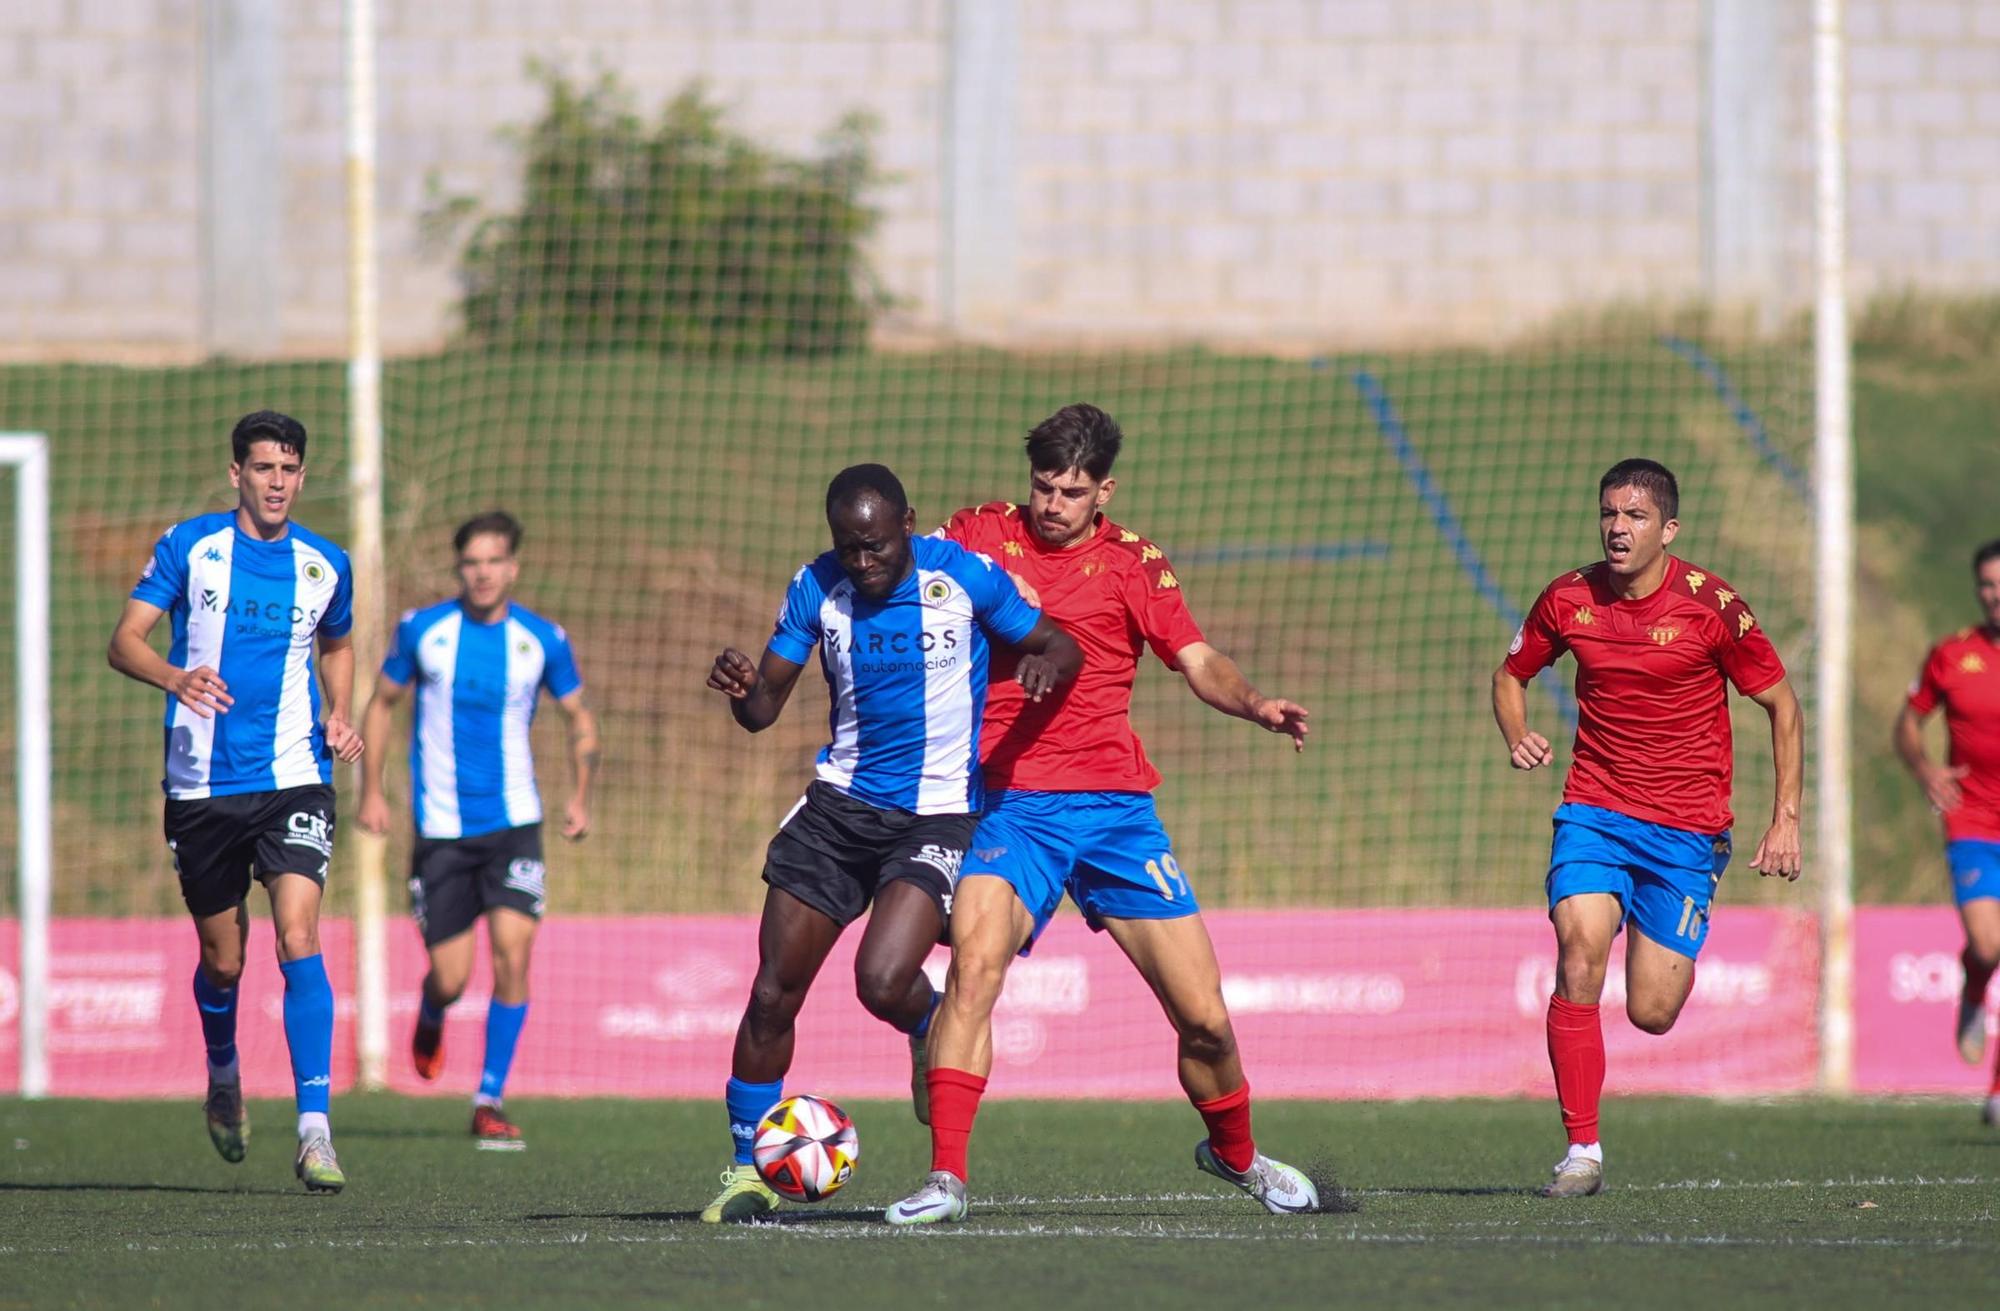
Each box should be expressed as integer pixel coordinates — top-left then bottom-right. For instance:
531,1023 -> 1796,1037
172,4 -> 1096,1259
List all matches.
1027,466 -> 1114,549
1598,484 -> 1677,579
829,495 -> 915,601
231,440 -> 304,535
1978,558 -> 2000,628
456,532 -> 520,615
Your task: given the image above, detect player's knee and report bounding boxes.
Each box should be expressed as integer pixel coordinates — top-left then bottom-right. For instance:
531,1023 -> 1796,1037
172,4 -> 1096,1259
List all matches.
852,957 -> 916,1020
747,970 -> 803,1025
274,924 -> 320,962
1967,930 -> 2000,968
1626,999 -> 1684,1036
1177,1010 -> 1237,1065
944,952 -> 1008,1014
199,956 -> 244,991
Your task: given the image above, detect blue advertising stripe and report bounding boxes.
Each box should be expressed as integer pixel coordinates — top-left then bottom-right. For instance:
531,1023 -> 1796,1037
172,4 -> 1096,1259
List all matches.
1660,336 -> 1810,499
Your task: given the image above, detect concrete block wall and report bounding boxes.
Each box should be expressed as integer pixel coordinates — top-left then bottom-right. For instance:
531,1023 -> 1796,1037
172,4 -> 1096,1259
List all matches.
0,0 -> 1994,355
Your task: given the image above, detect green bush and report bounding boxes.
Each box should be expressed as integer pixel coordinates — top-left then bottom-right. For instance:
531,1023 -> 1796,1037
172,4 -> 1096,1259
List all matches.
428,67 -> 887,356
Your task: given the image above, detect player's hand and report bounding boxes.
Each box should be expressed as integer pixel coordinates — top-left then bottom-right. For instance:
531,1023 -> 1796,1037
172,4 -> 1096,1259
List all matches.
1920,762 -> 1969,813
708,648 -> 759,700
356,791 -> 391,836
562,794 -> 591,842
1007,571 -> 1043,608
1508,731 -> 1554,770
1251,696 -> 1310,752
323,713 -> 364,763
1014,654 -> 1065,702
1749,814 -> 1803,881
169,665 -> 233,719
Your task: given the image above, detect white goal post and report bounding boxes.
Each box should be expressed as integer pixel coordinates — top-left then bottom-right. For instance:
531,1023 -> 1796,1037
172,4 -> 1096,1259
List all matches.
3,432 -> 51,1099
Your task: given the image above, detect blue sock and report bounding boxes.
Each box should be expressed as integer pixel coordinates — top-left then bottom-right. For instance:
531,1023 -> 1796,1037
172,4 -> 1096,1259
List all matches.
477,1000 -> 529,1105
192,967 -> 239,1072
907,985 -> 941,1039
279,954 -> 334,1117
726,1077 -> 783,1166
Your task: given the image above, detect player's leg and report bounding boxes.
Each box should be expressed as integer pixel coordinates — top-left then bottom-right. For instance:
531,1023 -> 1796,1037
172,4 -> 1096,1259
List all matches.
1542,891 -> 1624,1198
468,827 -> 546,1144
168,796 -> 255,1164
702,886 -> 846,1222
1620,829 -> 1731,1037
256,786 -> 342,1193
855,811 -> 973,1124
852,880 -> 944,1120
470,907 -> 539,1145
887,794 -> 1061,1226
1947,841 -> 2000,1069
408,836 -> 484,1081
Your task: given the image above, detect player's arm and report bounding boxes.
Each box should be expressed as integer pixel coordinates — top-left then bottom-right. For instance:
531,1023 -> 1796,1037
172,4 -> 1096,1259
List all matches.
1491,665 -> 1553,770
1174,641 -> 1309,751
555,688 -> 600,842
1005,616 -> 1082,702
356,672 -> 410,835
1894,677 -> 1966,814
107,598 -> 235,717
1746,676 -> 1804,881
317,632 -> 364,763
708,645 -> 807,732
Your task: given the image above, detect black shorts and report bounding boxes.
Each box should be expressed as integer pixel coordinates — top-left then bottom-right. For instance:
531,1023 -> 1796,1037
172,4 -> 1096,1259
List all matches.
761,781 -> 975,929
409,824 -> 546,947
164,784 -> 336,918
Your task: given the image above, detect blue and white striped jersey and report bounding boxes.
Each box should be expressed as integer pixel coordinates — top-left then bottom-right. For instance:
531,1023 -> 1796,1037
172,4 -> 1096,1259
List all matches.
768,535 -> 1041,816
381,599 -> 583,840
131,511 -> 355,800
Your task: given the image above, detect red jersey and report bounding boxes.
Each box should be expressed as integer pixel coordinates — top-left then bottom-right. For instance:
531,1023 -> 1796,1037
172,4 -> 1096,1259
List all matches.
1906,627 -> 2000,842
1504,556 -> 1787,834
942,502 -> 1205,793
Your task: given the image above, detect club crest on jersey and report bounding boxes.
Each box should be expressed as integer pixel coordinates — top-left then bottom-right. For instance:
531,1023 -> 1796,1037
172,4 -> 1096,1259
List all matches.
1573,605 -> 1595,626
1649,625 -> 1681,646
1962,653 -> 1987,674
303,561 -> 327,583
1079,559 -> 1106,577
1003,541 -> 1024,557
924,579 -> 951,603
1686,570 -> 1707,593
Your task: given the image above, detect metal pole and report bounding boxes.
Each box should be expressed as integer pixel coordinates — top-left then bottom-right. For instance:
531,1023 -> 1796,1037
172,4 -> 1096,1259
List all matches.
3,433 -> 52,1098
1812,0 -> 1854,1095
344,0 -> 390,1091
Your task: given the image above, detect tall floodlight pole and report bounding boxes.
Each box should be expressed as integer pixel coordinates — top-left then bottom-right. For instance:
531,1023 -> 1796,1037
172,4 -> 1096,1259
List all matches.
345,0 -> 389,1090
1813,0 -> 1854,1094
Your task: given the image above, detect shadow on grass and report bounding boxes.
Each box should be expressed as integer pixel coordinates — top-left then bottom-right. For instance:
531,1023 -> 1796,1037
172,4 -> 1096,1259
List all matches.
331,1125 -> 463,1141
523,1206 -> 886,1225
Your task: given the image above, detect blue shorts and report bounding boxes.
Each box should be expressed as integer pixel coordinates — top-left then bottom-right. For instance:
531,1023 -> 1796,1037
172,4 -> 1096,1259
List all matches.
1947,839 -> 2000,905
962,790 -> 1198,949
1546,803 -> 1731,961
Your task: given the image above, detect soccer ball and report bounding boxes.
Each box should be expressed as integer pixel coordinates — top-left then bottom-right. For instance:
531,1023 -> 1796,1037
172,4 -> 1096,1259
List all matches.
752,1094 -> 859,1203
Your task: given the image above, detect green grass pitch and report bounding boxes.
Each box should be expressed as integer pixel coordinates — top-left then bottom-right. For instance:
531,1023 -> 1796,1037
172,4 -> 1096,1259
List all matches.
3,1095 -> 1995,1308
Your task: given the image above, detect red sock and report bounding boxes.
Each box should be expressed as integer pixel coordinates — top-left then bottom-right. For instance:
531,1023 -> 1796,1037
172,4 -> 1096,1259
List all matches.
1547,995 -> 1605,1146
928,1067 -> 987,1182
1193,1083 -> 1256,1174
1990,1037 -> 2000,1096
1963,948 -> 1996,1014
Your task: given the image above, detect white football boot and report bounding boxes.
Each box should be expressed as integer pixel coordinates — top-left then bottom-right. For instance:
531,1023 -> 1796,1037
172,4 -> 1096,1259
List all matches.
885,1170 -> 968,1226
1194,1140 -> 1319,1214
1540,1145 -> 1605,1198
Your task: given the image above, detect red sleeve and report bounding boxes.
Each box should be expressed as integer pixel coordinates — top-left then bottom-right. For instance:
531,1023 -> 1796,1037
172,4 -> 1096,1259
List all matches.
1503,583 -> 1567,679
1121,543 -> 1206,669
1907,643 -> 1948,715
1712,589 -> 1786,696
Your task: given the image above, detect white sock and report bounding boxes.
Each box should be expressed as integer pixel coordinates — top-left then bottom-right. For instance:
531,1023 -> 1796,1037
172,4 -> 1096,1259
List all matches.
297,1111 -> 331,1142
207,1056 -> 240,1084
474,1093 -> 502,1110
1564,1141 -> 1603,1164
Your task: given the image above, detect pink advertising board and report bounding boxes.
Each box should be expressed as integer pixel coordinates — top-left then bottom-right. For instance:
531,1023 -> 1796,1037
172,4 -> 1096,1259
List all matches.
0,909 -> 1847,1100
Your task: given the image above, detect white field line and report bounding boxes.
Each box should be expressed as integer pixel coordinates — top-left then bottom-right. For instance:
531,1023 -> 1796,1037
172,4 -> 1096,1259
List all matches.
992,1176 -> 1992,1206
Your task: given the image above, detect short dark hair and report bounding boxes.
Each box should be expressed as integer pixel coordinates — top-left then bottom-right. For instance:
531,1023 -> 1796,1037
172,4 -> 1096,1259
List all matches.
454,509 -> 523,554
1598,458 -> 1679,521
1974,539 -> 2000,574
231,410 -> 307,464
1026,403 -> 1123,481
825,463 -> 908,520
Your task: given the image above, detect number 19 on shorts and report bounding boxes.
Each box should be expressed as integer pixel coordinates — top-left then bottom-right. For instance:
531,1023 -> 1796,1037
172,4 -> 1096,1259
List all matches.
1146,854 -> 1189,902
